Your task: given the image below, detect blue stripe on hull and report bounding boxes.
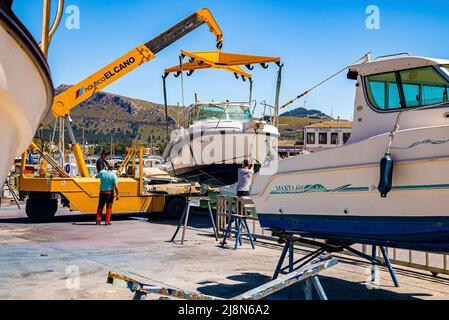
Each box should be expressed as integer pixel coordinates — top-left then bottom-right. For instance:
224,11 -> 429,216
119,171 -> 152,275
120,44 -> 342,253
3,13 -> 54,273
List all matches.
258,213 -> 449,253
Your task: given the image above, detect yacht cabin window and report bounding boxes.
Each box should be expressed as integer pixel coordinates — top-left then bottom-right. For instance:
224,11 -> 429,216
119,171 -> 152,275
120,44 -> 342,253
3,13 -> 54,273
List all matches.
444,65 -> 449,74
365,66 -> 449,111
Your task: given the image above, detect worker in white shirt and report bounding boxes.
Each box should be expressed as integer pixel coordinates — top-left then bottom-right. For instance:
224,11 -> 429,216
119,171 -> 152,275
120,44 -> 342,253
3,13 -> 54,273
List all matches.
237,159 -> 254,197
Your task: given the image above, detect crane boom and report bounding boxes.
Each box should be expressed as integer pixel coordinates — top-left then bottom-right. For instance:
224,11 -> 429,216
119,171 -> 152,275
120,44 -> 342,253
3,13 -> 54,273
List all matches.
45,8 -> 223,178
51,8 -> 223,117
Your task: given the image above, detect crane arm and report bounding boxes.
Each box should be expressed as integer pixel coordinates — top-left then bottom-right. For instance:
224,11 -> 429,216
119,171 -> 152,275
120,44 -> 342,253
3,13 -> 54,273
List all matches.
51,8 -> 223,117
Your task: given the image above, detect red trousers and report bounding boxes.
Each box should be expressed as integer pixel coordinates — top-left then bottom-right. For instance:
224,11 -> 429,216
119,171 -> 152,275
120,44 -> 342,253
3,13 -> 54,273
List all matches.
96,208 -> 112,224
97,191 -> 114,224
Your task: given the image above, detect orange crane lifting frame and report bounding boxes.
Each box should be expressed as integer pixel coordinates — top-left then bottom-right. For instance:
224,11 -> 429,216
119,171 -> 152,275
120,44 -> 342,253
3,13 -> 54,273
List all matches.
161,50 -> 283,138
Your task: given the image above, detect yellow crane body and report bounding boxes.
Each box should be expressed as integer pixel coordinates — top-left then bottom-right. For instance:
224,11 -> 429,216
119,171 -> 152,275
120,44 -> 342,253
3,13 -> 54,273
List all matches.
47,8 -> 223,179
19,176 -> 166,214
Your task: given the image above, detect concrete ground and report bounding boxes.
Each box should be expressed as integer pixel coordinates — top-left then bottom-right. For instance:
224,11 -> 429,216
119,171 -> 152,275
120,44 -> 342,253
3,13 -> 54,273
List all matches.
0,205 -> 448,300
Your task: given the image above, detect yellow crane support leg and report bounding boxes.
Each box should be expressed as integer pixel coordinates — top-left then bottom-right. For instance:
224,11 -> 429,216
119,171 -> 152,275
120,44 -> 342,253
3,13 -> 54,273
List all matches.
73,143 -> 89,177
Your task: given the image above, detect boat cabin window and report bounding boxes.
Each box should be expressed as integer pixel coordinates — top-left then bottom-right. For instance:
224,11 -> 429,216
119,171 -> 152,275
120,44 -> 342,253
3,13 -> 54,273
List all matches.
365,72 -> 401,110
192,104 -> 252,123
365,66 -> 449,111
444,65 -> 449,74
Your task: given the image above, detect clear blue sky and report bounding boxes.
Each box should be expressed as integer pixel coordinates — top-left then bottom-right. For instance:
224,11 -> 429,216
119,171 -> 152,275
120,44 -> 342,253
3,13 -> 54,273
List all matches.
13,0 -> 449,120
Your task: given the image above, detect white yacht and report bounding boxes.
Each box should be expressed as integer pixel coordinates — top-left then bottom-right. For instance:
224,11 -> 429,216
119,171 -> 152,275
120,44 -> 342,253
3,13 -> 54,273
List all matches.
0,2 -> 54,185
251,54 -> 449,252
163,102 -> 279,186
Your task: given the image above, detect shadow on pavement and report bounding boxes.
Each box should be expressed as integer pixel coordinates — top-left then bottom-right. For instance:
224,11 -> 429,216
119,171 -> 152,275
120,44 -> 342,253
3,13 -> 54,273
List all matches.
196,272 -> 431,300
0,207 -> 214,229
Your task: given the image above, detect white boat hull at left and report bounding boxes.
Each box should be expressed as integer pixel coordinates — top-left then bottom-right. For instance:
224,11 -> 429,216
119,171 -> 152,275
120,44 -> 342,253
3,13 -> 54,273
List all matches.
0,4 -> 54,184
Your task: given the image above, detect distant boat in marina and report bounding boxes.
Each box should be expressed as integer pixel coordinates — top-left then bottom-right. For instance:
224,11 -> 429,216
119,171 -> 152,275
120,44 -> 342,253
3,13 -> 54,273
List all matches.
252,54 -> 449,253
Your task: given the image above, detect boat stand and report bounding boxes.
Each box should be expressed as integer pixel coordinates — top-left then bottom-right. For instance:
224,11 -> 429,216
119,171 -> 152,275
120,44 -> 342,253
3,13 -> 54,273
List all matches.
220,214 -> 255,250
170,196 -> 218,245
349,245 -> 399,287
0,174 -> 21,209
273,233 -> 399,288
106,255 -> 337,300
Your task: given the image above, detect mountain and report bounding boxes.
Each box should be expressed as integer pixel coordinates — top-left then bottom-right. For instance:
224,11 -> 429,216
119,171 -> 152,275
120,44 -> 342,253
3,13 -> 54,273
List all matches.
280,107 -> 332,119
41,85 -> 185,146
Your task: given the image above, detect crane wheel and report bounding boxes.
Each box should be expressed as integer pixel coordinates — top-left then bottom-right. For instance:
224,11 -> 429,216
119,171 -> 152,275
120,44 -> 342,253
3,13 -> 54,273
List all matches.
164,197 -> 187,220
25,199 -> 58,222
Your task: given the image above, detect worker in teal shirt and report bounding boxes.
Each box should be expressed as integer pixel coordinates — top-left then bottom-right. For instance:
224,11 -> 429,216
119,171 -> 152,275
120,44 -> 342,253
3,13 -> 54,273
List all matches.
95,163 -> 119,225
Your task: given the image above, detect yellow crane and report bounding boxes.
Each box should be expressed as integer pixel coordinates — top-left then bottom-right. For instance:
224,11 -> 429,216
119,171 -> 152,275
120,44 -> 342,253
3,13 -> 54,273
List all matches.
19,8 -> 223,221
51,8 -> 223,177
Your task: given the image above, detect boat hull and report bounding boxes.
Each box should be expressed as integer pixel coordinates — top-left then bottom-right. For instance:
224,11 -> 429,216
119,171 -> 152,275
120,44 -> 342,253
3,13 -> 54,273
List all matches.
0,5 -> 53,184
258,213 -> 449,253
165,125 -> 278,187
169,163 -> 242,186
251,125 -> 449,252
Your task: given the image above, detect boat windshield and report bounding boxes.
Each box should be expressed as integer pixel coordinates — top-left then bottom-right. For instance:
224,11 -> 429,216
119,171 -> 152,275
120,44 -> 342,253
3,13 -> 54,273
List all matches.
192,104 -> 252,123
365,66 -> 449,111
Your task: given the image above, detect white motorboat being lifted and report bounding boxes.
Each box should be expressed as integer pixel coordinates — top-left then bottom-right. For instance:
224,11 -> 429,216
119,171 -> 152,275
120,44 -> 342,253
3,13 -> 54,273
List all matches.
252,53 -> 449,253
163,101 -> 279,186
0,1 -> 62,185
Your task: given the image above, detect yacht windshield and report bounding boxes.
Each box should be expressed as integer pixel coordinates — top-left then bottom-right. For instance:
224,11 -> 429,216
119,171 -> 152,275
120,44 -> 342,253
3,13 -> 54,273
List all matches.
196,105 -> 224,121
226,105 -> 252,121
193,104 -> 252,123
365,66 -> 449,110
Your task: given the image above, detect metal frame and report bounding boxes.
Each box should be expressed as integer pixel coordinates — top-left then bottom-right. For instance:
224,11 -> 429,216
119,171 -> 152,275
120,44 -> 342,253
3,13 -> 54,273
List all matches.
106,254 -> 337,300
162,51 -> 283,136
170,196 -> 218,245
271,233 -> 399,287
220,214 -> 255,250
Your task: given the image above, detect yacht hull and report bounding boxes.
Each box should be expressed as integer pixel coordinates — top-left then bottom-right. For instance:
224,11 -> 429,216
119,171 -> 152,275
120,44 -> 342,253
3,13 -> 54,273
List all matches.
0,5 -> 53,184
169,163 -> 241,186
252,125 -> 449,253
165,127 -> 278,187
258,214 -> 449,252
